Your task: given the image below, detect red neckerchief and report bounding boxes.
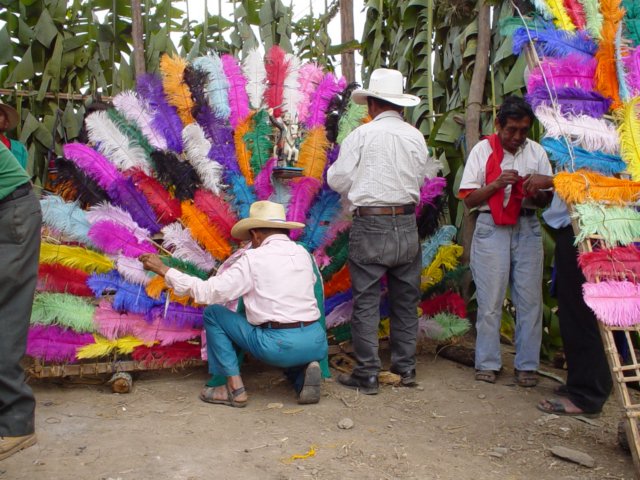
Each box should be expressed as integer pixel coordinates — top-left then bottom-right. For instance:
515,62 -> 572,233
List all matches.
0,135 -> 10,150
485,134 -> 524,226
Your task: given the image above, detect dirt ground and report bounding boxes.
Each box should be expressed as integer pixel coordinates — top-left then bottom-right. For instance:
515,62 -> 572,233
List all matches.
1,342 -> 637,480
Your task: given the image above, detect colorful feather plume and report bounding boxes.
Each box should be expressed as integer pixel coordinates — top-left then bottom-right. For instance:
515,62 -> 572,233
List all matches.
535,105 -> 620,154
193,189 -> 237,241
254,157 -> 277,200
527,55 -> 596,93
624,47 -> 640,96
419,313 -> 471,342
129,169 -> 182,225
553,170 -> 640,204
579,0 -> 604,39
421,225 -> 458,268
417,177 -> 447,214
282,53 -> 302,119
94,301 -> 143,339
325,298 -> 353,329
304,73 -> 347,129
161,222 -> 217,272
595,0 -> 625,109
161,256 -> 210,280
573,202 -> 640,245
112,91 -> 168,150
300,188 -> 343,251
513,25 -> 597,58
146,304 -> 204,328
227,170 -> 257,220
323,265 -> 351,298
547,0 -> 576,30
298,127 -> 330,180
88,220 -> 156,257
579,246 -> 640,282
617,96 -> 640,180
313,219 -> 350,267
86,202 -> 151,242
31,292 -> 96,332
27,325 -> 93,362
131,341 -> 202,367
116,255 -> 151,286
297,63 -> 325,124
37,263 -> 92,297
221,54 -> 250,128
541,137 -> 627,175
160,54 -> 195,125
244,109 -> 274,176
40,195 -> 91,245
321,230 -> 350,281
286,177 -> 322,240
243,48 -> 267,110
527,86 -> 612,118
183,123 -> 224,195
107,177 -> 162,234
421,244 -> 464,290
63,143 -> 121,190
562,0 -> 586,29
420,291 -> 467,318
40,243 -> 114,273
180,201 -> 232,260
337,100 -> 368,144
85,111 -> 151,174
234,113 -> 255,185
193,54 -> 231,120
52,157 -> 108,208
151,151 -> 200,201
583,281 -> 640,326
107,109 -> 154,156
264,45 -> 289,118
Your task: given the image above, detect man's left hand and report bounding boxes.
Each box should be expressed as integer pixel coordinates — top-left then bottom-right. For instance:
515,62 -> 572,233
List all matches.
139,254 -> 170,276
523,174 -> 553,195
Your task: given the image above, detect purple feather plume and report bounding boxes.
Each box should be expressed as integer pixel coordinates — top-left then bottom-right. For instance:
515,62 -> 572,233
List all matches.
526,86 -> 612,118
624,46 -> 640,96
527,54 -> 596,93
286,177 -> 322,240
145,304 -> 204,328
417,177 -> 447,215
88,220 -> 157,257
323,144 -> 340,187
27,325 -> 94,362
304,73 -> 348,129
63,143 -> 121,190
254,157 -> 277,200
513,24 -> 597,58
136,73 -> 184,153
207,124 -> 240,173
222,54 -> 250,128
107,177 -> 162,234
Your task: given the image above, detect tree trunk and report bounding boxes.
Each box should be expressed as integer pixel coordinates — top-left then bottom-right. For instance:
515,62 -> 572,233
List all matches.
339,0 -> 356,83
460,1 -> 491,298
131,0 -> 146,79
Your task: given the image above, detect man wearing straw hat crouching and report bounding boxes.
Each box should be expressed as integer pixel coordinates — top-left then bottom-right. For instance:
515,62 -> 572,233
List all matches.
140,201 -> 328,407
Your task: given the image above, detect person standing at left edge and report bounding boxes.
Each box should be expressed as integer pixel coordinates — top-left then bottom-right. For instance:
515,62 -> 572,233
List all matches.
0,102 -> 28,170
0,141 -> 41,460
327,68 -> 438,394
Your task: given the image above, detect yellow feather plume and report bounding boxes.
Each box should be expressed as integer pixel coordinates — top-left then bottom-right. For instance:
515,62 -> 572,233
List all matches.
145,275 -> 195,306
180,201 -> 232,260
76,335 -> 151,359
298,126 -> 330,180
115,336 -> 148,354
618,97 -> 640,181
554,170 -> 640,204
160,54 -> 195,125
40,243 -> 114,273
420,244 -> 464,290
546,0 -> 576,30
234,113 -> 255,185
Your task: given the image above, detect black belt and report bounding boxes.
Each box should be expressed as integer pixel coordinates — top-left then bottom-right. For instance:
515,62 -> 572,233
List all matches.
0,182 -> 31,205
479,209 -> 536,217
259,320 -> 317,330
354,205 -> 415,216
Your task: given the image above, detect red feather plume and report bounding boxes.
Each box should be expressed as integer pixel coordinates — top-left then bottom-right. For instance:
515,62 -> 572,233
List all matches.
419,291 -> 467,318
563,0 -> 586,30
38,263 -> 93,297
324,265 -> 351,297
129,169 -> 182,225
131,341 -> 202,367
193,189 -> 238,241
264,46 -> 290,118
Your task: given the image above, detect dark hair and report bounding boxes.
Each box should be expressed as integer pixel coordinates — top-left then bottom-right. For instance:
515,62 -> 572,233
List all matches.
367,96 -> 404,113
496,95 -> 534,127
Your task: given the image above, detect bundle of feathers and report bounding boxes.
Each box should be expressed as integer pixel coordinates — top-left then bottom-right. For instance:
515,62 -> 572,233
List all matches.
33,46 -> 457,366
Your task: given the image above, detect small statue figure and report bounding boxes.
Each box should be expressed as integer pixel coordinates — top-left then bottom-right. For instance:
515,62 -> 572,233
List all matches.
269,110 -> 299,168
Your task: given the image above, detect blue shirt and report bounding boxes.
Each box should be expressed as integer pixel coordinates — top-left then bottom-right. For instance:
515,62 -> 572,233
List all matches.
542,193 -> 571,229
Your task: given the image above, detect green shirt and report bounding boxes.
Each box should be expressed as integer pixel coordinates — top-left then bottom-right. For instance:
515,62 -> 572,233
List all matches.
0,141 -> 29,201
9,139 -> 28,170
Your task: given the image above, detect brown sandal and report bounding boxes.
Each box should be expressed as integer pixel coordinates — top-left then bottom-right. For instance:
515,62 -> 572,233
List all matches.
514,369 -> 538,388
199,385 -> 248,408
475,370 -> 496,384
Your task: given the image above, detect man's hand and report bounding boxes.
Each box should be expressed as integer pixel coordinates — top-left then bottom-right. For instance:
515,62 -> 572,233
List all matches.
493,169 -> 521,189
139,254 -> 170,277
523,174 -> 553,195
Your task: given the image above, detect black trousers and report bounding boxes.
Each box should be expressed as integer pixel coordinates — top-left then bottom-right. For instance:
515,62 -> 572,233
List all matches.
554,225 -> 612,413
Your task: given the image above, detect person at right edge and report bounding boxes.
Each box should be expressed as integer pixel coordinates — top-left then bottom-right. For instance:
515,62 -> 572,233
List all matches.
524,174 -> 612,417
457,96 -> 553,387
0,141 -> 41,460
327,68 -> 439,395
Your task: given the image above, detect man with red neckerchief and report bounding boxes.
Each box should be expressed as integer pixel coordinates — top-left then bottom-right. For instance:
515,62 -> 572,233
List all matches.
0,102 -> 27,170
458,96 -> 552,387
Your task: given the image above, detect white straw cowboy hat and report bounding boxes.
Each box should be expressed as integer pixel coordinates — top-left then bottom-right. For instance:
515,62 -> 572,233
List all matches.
351,68 -> 420,107
231,201 -> 305,240
0,102 -> 19,130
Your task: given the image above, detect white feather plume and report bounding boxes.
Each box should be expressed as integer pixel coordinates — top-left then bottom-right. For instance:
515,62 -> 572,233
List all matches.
282,54 -> 303,119
116,255 -> 151,286
242,48 -> 267,109
161,222 -> 217,272
86,202 -> 151,242
535,105 -> 620,154
85,111 -> 152,174
182,123 -> 224,195
113,91 -> 168,150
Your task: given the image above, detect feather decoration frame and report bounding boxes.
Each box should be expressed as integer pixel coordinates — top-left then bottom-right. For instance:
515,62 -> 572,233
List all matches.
282,53 -> 303,119
421,244 -> 464,290
553,170 -> 640,204
541,137 -> 627,175
160,54 -> 195,125
243,48 -> 267,110
579,246 -> 640,282
419,313 -> 471,342
107,176 -> 162,234
112,91 -> 168,150
531,0 -> 555,19
31,292 -> 96,332
419,291 -> 467,319
234,113 -> 255,185
150,151 -> 200,201
417,177 -> 447,215
337,100 -> 368,144
323,265 -> 351,298
304,73 -> 347,129
40,195 -> 91,245
221,54 -> 250,128
421,225 -> 458,268
594,0 -> 625,110
313,219 -> 351,267
40,243 -> 114,273
562,0 -> 586,30
180,201 -> 232,260
131,341 -> 202,367
145,304 -> 205,328
107,109 -> 154,156
583,281 -> 640,326
227,170 -> 257,220
52,157 -> 108,208
573,202 -> 640,245
617,96 -> 640,180
325,299 -> 353,329
94,301 -> 144,339
193,54 -> 231,120
183,123 -> 224,195
116,255 -> 151,286
161,222 -> 217,272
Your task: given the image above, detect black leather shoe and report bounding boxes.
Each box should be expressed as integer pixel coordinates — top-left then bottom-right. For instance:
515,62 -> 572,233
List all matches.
391,368 -> 417,387
298,361 -> 321,405
337,373 -> 379,395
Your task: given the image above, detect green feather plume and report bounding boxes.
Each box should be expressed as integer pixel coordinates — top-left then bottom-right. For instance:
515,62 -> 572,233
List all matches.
31,293 -> 97,332
579,0 -> 604,40
321,230 -> 350,281
423,265 -> 470,298
243,109 -> 274,175
161,256 -> 210,280
107,109 -> 155,156
423,313 -> 471,341
337,101 -> 367,144
573,203 -> 640,246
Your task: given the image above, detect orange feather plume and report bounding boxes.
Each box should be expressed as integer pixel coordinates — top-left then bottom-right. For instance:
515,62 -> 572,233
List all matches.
298,126 -> 330,180
180,201 -> 232,260
234,113 -> 255,185
324,264 -> 351,297
595,0 -> 624,110
146,276 -> 197,306
160,54 -> 195,125
553,170 -> 640,204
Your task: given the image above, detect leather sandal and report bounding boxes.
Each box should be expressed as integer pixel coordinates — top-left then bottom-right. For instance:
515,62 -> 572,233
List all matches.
514,369 -> 538,388
199,385 -> 248,408
537,398 -> 600,418
475,370 -> 496,384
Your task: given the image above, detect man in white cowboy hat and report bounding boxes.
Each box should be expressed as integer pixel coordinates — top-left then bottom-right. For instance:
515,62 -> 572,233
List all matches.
0,102 -> 27,170
140,201 -> 328,407
327,68 -> 438,394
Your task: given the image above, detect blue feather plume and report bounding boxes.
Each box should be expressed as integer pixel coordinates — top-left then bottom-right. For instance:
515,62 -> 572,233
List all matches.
325,290 -> 352,316
113,280 -> 165,314
300,189 -> 343,251
541,138 -> 627,175
513,25 -> 597,58
136,73 -> 184,154
616,24 -> 631,102
146,304 -> 204,328
421,225 -> 457,268
226,170 -> 257,219
87,270 -> 123,297
40,195 -> 92,245
193,54 -> 231,120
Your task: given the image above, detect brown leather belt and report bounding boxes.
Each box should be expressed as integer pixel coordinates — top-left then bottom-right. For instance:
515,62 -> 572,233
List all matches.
354,205 -> 415,216
259,320 -> 318,330
0,182 -> 31,205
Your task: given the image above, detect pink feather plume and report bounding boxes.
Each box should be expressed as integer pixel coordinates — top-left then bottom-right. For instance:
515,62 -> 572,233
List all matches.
88,220 -> 157,257
304,73 -> 348,129
417,177 -> 447,215
286,177 -> 322,240
193,189 -> 238,241
583,281 -> 640,327
527,54 -> 597,93
94,301 -> 144,339
221,54 -> 250,128
27,325 -> 94,362
297,63 -> 325,124
63,143 -> 121,190
86,202 -> 151,242
264,46 -> 290,118
254,157 -> 277,200
624,46 -> 640,96
313,219 -> 351,267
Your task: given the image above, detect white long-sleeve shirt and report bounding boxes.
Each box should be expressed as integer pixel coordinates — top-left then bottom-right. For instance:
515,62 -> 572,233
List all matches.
327,110 -> 437,210
164,235 -> 320,326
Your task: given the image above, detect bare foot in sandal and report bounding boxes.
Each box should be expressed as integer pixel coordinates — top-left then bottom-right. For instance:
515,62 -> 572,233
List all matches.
537,397 -> 600,418
200,376 -> 248,408
475,370 -> 497,384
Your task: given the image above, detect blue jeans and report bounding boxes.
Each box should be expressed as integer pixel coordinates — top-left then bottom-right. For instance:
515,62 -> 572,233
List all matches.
203,305 -> 328,378
471,213 -> 543,372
